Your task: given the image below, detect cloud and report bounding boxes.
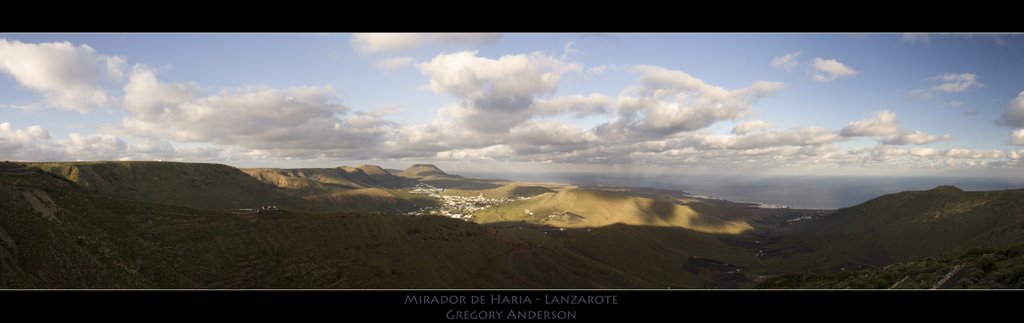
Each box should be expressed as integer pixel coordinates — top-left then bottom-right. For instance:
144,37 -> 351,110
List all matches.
117,64 -> 394,157
0,39 -> 123,112
686,127 -> 841,150
350,33 -> 501,55
1011,129 -> 1024,146
949,100 -> 963,107
59,133 -> 128,160
436,144 -> 514,161
0,122 -> 51,142
881,131 -> 952,145
944,148 -> 1004,159
909,73 -> 983,99
374,57 -> 415,71
998,91 -> 1024,128
594,65 -> 784,141
586,65 -> 608,76
418,51 -> 580,133
507,121 -> 598,156
910,147 -> 938,157
562,41 -> 578,60
840,110 -> 901,137
840,110 -> 949,145
732,120 -> 775,134
533,94 -> 611,117
771,51 -> 800,71
810,57 -> 857,82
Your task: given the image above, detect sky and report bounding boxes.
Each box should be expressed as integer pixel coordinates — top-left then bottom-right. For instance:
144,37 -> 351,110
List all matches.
2,33 -> 1024,177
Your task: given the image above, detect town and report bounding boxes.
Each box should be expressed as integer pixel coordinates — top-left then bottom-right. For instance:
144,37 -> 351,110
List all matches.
407,183 -> 530,220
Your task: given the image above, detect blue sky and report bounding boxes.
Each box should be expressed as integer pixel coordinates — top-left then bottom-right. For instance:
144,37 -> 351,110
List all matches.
2,33 -> 1024,176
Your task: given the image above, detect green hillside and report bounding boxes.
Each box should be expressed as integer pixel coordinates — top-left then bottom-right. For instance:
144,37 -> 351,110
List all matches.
761,185 -> 1024,272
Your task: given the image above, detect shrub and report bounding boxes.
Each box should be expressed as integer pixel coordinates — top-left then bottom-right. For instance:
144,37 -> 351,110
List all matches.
978,254 -> 998,272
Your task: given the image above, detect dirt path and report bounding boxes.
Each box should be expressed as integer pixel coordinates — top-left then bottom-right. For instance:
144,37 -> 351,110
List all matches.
931,264 -> 964,289
889,275 -> 910,289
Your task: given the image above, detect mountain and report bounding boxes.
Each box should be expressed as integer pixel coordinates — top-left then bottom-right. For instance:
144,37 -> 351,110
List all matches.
763,185 -> 1024,271
1,161 -> 752,288
356,165 -> 409,187
473,188 -> 753,235
243,168 -> 367,190
243,165 -> 411,191
27,161 -> 311,211
397,164 -> 450,178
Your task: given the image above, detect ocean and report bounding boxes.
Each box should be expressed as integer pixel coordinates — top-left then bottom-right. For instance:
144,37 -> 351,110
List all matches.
458,171 -> 1024,209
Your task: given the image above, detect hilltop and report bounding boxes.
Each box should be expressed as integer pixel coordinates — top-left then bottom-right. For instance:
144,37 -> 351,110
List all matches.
27,161 -> 311,211
398,164 -> 451,178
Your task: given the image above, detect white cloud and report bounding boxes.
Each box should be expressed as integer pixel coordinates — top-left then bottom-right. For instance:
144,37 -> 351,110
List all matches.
594,65 -> 784,140
881,131 -> 951,145
909,73 -> 983,99
418,51 -> 580,133
0,122 -> 51,143
949,100 -> 963,107
122,64 -> 201,120
104,56 -> 127,81
840,110 -> 949,145
687,127 -> 841,150
0,39 -> 122,112
2,122 -> 129,161
59,133 -> 128,160
910,147 -> 938,157
585,65 -> 608,76
1011,129 -> 1024,146
840,110 -> 901,137
944,148 -> 1004,159
117,65 -> 393,157
373,57 -> 415,71
350,33 -> 501,55
771,51 -> 800,71
732,120 -> 775,134
508,121 -> 598,155
871,145 -> 908,161
999,91 -> 1024,128
533,94 -> 611,117
562,41 -> 578,60
810,57 -> 857,82
436,144 -> 514,161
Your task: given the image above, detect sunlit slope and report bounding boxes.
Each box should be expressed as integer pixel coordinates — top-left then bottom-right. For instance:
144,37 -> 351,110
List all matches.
28,161 -> 311,210
474,188 -> 753,234
243,165 -> 412,190
443,183 -> 554,199
774,185 -> 1024,269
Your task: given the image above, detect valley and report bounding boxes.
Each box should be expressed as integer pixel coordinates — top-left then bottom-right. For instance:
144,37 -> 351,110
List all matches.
4,160 -> 1024,289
